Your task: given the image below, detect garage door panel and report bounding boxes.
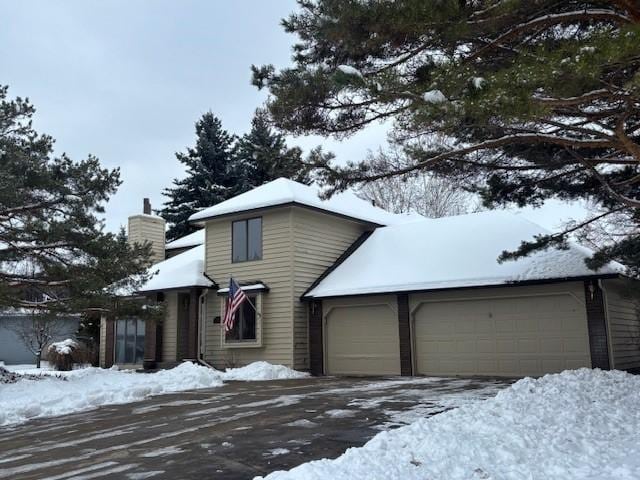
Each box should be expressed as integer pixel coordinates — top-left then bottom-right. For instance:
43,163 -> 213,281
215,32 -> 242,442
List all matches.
477,339 -> 495,353
541,338 -> 563,353
564,337 -> 587,353
494,318 -> 515,333
414,294 -> 590,377
516,317 -> 539,333
326,304 -> 400,376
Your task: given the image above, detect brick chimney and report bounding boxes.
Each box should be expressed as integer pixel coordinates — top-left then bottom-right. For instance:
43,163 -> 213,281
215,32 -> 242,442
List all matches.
128,198 -> 166,264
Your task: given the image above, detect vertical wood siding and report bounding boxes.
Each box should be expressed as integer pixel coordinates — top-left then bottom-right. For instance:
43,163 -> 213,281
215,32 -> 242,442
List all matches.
162,292 -> 178,362
604,279 -> 640,371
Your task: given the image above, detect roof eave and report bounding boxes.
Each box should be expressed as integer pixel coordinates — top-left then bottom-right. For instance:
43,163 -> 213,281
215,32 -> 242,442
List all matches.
135,284 -> 216,295
189,201 -> 382,228
302,272 -> 622,301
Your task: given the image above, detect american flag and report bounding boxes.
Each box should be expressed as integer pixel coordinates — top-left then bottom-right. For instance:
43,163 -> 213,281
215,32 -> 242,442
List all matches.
223,277 -> 248,332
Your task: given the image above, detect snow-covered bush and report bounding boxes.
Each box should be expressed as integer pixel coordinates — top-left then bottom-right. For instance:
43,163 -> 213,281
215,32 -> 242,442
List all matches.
47,339 -> 79,371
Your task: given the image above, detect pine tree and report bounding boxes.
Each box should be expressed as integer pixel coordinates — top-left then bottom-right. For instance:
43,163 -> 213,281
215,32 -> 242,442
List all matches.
0,85 -> 151,315
234,108 -> 310,191
253,0 -> 640,275
159,112 -> 237,241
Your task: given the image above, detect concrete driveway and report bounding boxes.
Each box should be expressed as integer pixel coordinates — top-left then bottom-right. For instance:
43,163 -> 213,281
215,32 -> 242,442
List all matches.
0,376 -> 512,480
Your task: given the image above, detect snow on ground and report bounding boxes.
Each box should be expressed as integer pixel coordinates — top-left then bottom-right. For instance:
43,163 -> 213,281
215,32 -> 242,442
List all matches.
0,361 -> 307,426
324,409 -> 356,418
222,361 -> 309,381
258,369 -> 640,480
264,448 -> 291,457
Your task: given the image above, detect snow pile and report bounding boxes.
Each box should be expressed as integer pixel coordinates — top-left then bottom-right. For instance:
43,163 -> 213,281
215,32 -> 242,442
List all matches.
259,369 -> 640,480
48,338 -> 78,355
0,361 -> 308,426
0,362 -> 222,426
221,361 -> 309,381
0,366 -> 46,385
422,89 -> 447,103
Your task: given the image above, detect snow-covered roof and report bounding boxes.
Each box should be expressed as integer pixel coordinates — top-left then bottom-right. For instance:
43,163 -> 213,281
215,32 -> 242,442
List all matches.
165,229 -> 205,251
188,178 -> 418,226
137,245 -> 213,293
305,210 -> 623,298
217,283 -> 268,295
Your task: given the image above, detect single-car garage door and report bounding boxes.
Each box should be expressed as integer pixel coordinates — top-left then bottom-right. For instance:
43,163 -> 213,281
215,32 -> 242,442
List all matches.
325,303 -> 400,375
413,294 -> 591,377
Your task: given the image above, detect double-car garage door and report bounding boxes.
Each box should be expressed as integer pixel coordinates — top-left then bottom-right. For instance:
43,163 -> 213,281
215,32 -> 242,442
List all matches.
324,288 -> 591,377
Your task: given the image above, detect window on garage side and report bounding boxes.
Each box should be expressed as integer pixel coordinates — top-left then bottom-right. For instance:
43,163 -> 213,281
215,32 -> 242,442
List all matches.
232,217 -> 262,263
225,295 -> 257,342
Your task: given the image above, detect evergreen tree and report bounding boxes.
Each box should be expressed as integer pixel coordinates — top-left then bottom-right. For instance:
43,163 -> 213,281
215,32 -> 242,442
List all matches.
0,86 -> 151,315
159,112 -> 236,241
253,1 -> 640,275
234,108 -> 310,191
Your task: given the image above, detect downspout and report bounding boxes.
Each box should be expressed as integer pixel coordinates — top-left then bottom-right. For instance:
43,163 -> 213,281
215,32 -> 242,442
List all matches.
197,289 -> 215,369
598,279 -> 615,370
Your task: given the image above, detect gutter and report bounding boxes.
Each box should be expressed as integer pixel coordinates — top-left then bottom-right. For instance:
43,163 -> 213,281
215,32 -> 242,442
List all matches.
197,288 -> 209,364
302,273 -> 622,301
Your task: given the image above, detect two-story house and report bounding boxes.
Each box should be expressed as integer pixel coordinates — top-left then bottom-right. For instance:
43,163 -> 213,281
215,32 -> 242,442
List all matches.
99,178 -> 640,377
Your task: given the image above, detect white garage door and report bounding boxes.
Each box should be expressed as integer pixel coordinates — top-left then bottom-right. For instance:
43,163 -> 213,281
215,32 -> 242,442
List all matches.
326,304 -> 400,375
414,294 -> 591,377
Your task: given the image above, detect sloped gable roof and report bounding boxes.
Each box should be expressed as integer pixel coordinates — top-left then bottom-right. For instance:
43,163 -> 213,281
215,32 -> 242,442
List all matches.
188,178 -> 419,226
304,210 -> 623,298
165,229 -> 205,251
137,244 -> 213,293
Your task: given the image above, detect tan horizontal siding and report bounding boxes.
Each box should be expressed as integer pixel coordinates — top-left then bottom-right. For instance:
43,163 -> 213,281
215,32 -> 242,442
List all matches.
291,208 -> 368,370
604,279 -> 640,371
128,215 -> 166,264
203,208 -> 295,368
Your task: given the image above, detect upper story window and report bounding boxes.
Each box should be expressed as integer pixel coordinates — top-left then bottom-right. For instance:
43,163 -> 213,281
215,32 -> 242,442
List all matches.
232,217 -> 262,262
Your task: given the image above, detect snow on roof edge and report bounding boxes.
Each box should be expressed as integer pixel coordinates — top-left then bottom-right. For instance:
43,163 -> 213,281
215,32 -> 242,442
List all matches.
188,178 -> 414,226
136,244 -> 213,293
303,272 -> 621,299
303,210 -> 625,299
165,229 -> 205,250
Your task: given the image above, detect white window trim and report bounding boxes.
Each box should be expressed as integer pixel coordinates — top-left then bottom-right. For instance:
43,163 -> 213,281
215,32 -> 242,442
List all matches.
220,293 -> 263,348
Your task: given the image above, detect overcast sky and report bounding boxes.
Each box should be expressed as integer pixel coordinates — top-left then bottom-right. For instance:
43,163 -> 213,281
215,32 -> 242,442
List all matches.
0,0 -> 586,233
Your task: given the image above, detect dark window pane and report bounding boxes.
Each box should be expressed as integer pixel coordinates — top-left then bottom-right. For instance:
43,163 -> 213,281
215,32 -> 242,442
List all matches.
247,218 -> 262,261
115,320 -> 126,364
126,318 -> 136,363
135,319 -> 145,364
225,296 -> 257,342
232,221 -> 247,262
225,307 -> 240,341
242,300 -> 256,340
